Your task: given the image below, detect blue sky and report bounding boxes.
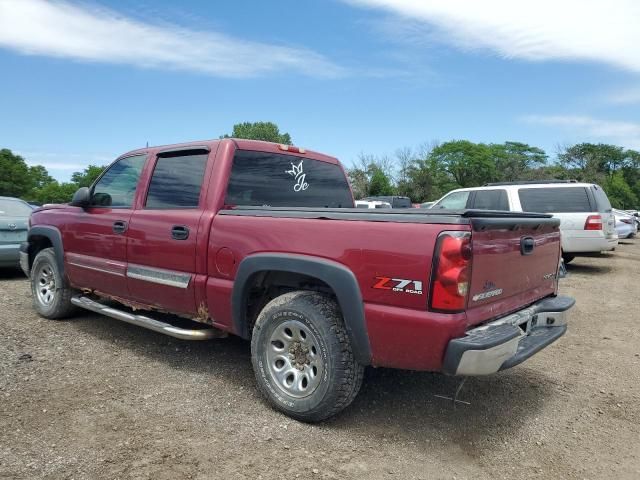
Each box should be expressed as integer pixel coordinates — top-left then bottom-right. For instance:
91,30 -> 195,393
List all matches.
1,0 -> 640,181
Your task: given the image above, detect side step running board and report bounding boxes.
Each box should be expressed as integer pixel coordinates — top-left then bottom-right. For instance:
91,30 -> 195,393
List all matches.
71,296 -> 221,340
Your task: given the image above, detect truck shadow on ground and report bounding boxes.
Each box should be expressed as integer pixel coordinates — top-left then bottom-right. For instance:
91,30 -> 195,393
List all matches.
565,262 -> 613,274
70,311 -> 555,451
0,268 -> 26,280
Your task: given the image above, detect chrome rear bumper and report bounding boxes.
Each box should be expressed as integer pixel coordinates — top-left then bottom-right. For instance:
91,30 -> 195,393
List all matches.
443,295 -> 574,376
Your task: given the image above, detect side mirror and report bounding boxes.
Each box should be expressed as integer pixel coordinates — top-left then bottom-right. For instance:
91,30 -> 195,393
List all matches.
70,187 -> 91,207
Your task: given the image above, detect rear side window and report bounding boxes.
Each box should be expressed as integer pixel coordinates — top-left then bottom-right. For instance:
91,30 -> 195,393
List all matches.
91,154 -> 146,208
591,185 -> 612,212
225,150 -> 354,208
518,187 -> 592,213
145,152 -> 208,209
472,189 -> 509,210
434,191 -> 470,209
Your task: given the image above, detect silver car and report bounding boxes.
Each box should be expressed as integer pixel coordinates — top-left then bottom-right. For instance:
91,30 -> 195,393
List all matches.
0,197 -> 32,268
613,208 -> 638,239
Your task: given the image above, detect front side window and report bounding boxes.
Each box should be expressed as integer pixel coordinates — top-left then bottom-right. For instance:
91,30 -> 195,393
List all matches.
91,155 -> 146,208
225,150 -> 354,208
519,187 -> 592,213
145,152 -> 208,209
473,189 -> 509,210
434,191 -> 470,209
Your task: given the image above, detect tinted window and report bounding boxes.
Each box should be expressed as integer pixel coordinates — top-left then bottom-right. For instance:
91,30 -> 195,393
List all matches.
518,187 -> 592,213
146,152 -> 208,208
473,189 -> 509,210
591,185 -> 612,212
391,197 -> 411,208
225,150 -> 354,208
434,191 -> 470,209
0,199 -> 33,216
91,155 -> 146,207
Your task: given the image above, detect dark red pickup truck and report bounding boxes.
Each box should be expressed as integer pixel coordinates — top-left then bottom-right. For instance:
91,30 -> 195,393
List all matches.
21,138 -> 573,421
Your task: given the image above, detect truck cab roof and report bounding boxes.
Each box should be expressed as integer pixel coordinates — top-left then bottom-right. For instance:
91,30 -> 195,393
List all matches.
118,138 -> 340,165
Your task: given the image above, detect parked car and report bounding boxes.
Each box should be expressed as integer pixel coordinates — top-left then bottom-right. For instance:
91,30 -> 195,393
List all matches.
362,195 -> 412,208
355,200 -> 392,209
432,180 -> 618,263
22,139 -> 573,421
625,210 -> 640,230
613,209 -> 637,239
0,197 -> 33,268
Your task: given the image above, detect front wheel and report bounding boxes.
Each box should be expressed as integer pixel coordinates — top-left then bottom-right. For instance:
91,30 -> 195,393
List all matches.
251,291 -> 364,422
30,247 -> 77,319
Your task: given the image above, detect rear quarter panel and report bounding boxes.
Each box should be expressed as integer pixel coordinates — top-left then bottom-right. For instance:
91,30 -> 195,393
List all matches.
205,214 -> 470,369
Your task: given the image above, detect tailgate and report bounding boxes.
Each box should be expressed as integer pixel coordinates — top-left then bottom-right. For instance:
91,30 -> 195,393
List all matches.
465,215 -> 561,327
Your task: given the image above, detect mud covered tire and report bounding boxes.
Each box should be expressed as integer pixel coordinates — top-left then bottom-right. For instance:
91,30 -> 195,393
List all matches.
251,291 -> 364,422
30,247 -> 77,319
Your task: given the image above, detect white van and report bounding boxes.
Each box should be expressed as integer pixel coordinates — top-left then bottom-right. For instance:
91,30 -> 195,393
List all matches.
432,181 -> 618,263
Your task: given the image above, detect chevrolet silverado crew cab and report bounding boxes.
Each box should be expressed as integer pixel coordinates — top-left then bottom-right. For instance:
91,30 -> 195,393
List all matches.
432,180 -> 618,264
21,139 -> 574,421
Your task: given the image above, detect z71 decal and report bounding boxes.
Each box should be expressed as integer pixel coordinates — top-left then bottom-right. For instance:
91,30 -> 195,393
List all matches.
373,277 -> 423,295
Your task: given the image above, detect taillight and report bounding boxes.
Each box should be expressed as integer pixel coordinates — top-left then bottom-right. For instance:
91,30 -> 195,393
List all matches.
429,231 -> 472,312
584,215 -> 603,230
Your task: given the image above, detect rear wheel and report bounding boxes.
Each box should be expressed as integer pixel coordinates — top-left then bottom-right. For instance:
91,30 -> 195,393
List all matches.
30,248 -> 76,319
251,291 -> 364,422
562,253 -> 575,264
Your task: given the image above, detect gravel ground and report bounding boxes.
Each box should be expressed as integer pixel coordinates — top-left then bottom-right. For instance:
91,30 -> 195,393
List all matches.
1,240 -> 639,480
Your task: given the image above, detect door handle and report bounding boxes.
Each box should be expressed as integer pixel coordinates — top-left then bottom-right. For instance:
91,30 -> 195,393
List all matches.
171,225 -> 189,240
113,220 -> 127,234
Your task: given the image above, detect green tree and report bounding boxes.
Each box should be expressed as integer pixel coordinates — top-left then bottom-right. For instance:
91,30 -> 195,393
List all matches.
347,167 -> 369,199
621,149 -> 640,202
403,157 -> 457,202
557,143 -> 626,182
368,166 -> 394,196
0,149 -> 32,197
604,171 -> 638,209
428,140 -> 496,187
30,181 -> 78,204
492,142 -> 547,181
223,121 -> 292,144
71,165 -> 106,187
27,165 -> 54,190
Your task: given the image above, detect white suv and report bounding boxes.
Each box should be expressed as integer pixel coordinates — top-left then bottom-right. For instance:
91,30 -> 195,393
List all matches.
431,181 -> 618,263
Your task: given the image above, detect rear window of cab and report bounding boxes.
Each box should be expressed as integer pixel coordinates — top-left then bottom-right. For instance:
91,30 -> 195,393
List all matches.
225,150 -> 354,208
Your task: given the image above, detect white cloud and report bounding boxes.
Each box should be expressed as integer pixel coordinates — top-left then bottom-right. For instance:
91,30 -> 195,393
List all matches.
522,115 -> 640,149
605,88 -> 640,105
347,0 -> 640,72
14,149 -> 115,181
0,0 -> 344,78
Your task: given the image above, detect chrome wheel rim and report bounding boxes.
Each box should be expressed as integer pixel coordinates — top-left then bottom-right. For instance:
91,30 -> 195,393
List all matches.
266,320 -> 324,398
35,263 -> 56,306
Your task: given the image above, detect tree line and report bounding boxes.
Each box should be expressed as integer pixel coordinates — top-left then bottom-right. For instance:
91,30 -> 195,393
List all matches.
349,140 -> 640,209
1,122 -> 639,209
